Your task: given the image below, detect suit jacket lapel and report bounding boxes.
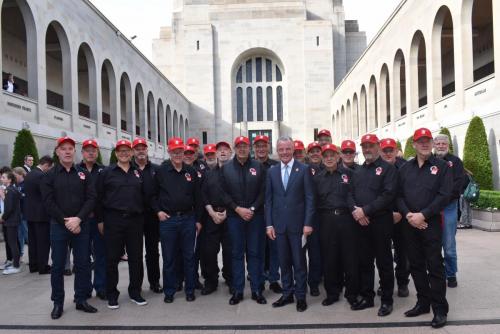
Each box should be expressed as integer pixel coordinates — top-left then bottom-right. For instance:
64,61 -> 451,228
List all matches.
276,163 -> 286,193
285,160 -> 299,193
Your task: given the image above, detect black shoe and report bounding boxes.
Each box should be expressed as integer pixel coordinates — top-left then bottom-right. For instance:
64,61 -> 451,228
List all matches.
164,295 -> 174,303
107,299 -> 119,309
296,299 -> 307,312
201,285 -> 217,296
351,298 -> 374,311
76,301 -> 98,313
378,303 -> 393,316
347,297 -> 360,307
431,314 -> 447,328
51,305 -> 63,319
186,293 -> 196,302
377,286 -> 382,296
130,295 -> 148,306
96,291 -> 107,300
404,303 -> 430,317
398,285 -> 409,297
63,269 -> 72,276
251,292 -> 267,304
150,284 -> 164,294
195,280 -> 203,290
322,295 -> 339,306
309,286 -> 320,297
229,293 -> 243,305
269,282 -> 283,294
272,295 -> 294,308
176,282 -> 183,292
447,277 -> 458,288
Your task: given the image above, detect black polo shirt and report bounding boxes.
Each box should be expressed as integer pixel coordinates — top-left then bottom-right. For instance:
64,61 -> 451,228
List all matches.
41,163 -> 96,224
202,165 -> 227,208
397,155 -> 452,220
260,158 -> 279,170
438,153 -> 464,200
348,156 -> 397,217
314,168 -> 352,210
95,163 -> 145,220
151,160 -> 203,222
132,159 -> 159,211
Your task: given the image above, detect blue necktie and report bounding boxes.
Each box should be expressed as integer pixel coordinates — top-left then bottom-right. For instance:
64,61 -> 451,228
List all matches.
283,164 -> 289,190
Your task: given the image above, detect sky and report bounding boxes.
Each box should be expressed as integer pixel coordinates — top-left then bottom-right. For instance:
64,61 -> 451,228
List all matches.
89,0 -> 401,61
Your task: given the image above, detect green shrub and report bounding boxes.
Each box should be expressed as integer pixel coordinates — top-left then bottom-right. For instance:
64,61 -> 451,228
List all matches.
11,129 -> 39,168
109,148 -> 117,164
403,135 -> 415,159
473,190 -> 500,211
463,116 -> 493,190
396,140 -> 402,152
438,127 -> 454,154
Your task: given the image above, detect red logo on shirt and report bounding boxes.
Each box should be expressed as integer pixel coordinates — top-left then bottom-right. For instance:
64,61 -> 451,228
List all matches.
447,161 -> 453,168
249,168 -> 257,176
134,170 -> 140,178
375,167 -> 383,176
185,173 -> 192,182
78,172 -> 86,180
430,166 -> 439,175
342,174 -> 349,183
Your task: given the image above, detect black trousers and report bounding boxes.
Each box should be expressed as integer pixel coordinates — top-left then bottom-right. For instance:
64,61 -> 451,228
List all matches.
2,225 -> 12,261
142,212 -> 160,286
319,212 -> 359,301
200,216 -> 232,288
104,211 -> 144,300
403,216 -> 448,315
27,221 -> 50,273
358,212 -> 395,305
5,226 -> 20,267
393,220 -> 410,287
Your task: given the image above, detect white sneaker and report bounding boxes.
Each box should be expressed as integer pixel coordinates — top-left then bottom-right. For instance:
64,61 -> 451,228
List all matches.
0,260 -> 12,270
3,267 -> 21,275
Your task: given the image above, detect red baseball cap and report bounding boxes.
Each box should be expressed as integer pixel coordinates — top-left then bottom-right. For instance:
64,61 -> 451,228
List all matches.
187,137 -> 200,147
318,129 -> 332,138
307,142 -> 322,153
413,128 -> 433,141
115,139 -> 132,150
380,138 -> 397,150
168,137 -> 184,151
294,140 -> 305,151
234,136 -> 250,146
132,137 -> 148,148
216,141 -> 231,150
340,140 -> 356,152
361,134 -> 379,145
321,144 -> 338,154
82,139 -> 98,149
184,145 -> 196,153
204,144 -> 216,154
253,135 -> 269,144
56,136 -> 75,148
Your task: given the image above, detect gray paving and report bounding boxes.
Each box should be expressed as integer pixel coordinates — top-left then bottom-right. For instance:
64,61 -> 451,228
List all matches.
0,228 -> 499,333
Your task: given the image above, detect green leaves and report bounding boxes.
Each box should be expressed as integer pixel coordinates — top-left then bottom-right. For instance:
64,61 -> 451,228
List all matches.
403,135 -> 415,160
463,116 -> 493,190
11,129 -> 39,168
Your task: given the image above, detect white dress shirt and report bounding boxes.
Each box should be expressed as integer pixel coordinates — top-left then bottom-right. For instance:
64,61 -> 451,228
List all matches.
280,158 -> 294,185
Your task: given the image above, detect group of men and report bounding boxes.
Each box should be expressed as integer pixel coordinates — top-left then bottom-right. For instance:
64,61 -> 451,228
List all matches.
19,125 -> 463,330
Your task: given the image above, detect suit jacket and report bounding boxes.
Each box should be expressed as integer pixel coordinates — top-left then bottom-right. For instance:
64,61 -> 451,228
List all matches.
265,160 -> 315,234
23,167 -> 49,222
2,185 -> 21,227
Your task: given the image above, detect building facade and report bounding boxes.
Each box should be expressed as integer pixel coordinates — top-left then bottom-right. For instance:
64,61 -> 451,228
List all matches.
330,0 -> 500,189
153,0 -> 366,151
1,0 -> 190,164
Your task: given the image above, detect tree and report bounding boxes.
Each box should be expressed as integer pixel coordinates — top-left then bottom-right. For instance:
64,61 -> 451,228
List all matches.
463,116 -> 493,190
109,148 -> 117,164
439,127 -> 454,154
396,140 -> 402,152
11,129 -> 39,168
403,135 -> 415,159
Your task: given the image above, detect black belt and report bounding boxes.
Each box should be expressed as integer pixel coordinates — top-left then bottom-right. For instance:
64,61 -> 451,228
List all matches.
212,206 -> 226,213
320,208 -> 350,216
165,209 -> 194,217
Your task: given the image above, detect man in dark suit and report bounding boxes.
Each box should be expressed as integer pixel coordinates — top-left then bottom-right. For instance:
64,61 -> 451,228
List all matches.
23,155 -> 54,274
265,136 -> 315,312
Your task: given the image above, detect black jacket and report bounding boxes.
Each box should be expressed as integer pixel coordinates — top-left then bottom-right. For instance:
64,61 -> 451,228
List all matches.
23,167 -> 49,222
2,185 -> 22,227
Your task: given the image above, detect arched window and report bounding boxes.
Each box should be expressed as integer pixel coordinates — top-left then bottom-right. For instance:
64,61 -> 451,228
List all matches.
234,56 -> 284,122
472,0 -> 494,81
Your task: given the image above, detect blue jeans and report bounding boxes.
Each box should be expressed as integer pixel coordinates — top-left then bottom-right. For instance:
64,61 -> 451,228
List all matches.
159,214 -> 196,296
18,219 -> 28,256
227,214 -> 265,294
443,199 -> 458,278
50,220 -> 91,306
89,218 -> 106,294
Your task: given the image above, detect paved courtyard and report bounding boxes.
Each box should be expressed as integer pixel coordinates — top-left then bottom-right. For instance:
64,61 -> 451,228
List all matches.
0,228 -> 499,333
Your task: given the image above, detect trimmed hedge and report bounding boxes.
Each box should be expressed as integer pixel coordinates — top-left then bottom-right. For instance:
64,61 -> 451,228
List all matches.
438,127 -> 454,154
109,148 -> 117,164
474,190 -> 500,210
463,116 -> 493,190
396,140 -> 402,152
11,129 -> 39,168
403,135 -> 415,159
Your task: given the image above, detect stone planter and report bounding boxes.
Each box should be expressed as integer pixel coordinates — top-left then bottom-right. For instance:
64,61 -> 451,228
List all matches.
472,209 -> 500,232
